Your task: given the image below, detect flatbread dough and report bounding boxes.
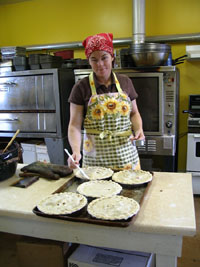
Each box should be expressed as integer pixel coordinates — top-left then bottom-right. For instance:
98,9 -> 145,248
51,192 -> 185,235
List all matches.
74,166 -> 114,180
37,192 -> 87,215
77,180 -> 122,198
112,170 -> 152,185
87,195 -> 140,220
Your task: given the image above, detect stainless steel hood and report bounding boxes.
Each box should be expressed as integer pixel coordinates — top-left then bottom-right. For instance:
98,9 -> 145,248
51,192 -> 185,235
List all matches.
132,0 -> 145,44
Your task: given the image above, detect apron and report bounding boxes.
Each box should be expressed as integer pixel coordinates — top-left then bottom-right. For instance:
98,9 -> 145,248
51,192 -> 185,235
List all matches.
82,72 -> 140,171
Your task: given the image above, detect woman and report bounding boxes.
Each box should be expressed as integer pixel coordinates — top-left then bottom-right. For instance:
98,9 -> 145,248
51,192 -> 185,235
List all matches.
68,33 -> 144,170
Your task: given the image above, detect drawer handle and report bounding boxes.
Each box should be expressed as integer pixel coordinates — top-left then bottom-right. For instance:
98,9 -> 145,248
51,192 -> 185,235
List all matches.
0,118 -> 19,122
0,82 -> 17,86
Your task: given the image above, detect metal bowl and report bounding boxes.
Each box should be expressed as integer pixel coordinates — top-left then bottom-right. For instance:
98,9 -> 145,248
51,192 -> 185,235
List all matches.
129,43 -> 171,67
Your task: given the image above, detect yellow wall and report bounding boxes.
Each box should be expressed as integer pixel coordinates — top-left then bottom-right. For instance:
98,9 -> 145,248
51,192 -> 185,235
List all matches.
1,0 -> 200,171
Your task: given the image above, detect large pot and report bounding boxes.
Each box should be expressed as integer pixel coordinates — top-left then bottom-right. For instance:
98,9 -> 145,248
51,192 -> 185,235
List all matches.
0,141 -> 20,181
130,43 -> 171,67
120,43 -> 171,68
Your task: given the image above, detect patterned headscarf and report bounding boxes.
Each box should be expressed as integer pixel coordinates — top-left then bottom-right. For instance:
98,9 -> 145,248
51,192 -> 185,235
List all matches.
82,33 -> 114,59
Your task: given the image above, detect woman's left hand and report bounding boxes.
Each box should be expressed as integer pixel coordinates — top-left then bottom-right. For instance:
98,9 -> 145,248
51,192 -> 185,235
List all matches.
130,100 -> 145,141
133,129 -> 145,140
129,129 -> 145,141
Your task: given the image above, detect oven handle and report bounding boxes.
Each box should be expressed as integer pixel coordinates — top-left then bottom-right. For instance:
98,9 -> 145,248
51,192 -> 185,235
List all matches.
0,118 -> 19,122
193,134 -> 200,138
0,82 -> 17,86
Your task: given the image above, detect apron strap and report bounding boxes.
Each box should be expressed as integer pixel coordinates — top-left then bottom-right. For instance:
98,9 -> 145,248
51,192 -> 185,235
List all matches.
112,72 -> 122,93
89,72 -> 123,95
89,73 -> 97,95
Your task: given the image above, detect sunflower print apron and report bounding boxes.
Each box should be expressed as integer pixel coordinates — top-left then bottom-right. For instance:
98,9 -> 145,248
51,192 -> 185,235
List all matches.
82,72 -> 140,171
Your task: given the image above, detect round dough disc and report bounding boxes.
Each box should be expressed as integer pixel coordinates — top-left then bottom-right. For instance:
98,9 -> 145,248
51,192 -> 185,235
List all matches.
37,192 -> 87,215
112,170 -> 152,185
74,166 -> 114,180
87,195 -> 140,220
77,180 -> 122,198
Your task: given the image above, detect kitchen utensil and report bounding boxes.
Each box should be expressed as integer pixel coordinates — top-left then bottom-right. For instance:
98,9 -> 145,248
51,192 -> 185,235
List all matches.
64,149 -> 90,179
172,54 -> 188,65
13,176 -> 39,188
3,129 -> 20,154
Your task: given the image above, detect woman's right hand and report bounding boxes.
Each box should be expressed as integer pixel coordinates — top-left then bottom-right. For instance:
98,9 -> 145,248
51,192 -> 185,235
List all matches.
67,152 -> 82,169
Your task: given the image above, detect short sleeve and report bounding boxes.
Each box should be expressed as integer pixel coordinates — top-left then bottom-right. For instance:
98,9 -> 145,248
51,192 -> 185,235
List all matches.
68,77 -> 91,105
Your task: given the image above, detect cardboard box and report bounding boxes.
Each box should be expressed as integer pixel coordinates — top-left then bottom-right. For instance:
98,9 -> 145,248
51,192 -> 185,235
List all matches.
36,144 -> 50,163
21,141 -> 37,164
68,245 -> 154,267
17,237 -> 71,267
21,141 -> 50,164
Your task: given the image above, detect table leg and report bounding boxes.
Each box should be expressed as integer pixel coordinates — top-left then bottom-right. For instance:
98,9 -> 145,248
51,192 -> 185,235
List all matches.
156,254 -> 177,267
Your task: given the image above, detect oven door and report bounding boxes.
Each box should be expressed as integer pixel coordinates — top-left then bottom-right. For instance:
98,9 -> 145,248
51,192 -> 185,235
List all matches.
186,133 -> 200,172
114,70 -> 164,136
0,112 -> 56,132
0,74 -> 55,110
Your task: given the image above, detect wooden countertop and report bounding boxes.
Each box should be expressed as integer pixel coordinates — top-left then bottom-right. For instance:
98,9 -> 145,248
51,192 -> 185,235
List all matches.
0,164 -> 196,237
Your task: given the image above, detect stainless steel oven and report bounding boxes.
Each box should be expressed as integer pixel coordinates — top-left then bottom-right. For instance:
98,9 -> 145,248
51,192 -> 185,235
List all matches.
0,68 -> 75,165
74,66 -> 179,172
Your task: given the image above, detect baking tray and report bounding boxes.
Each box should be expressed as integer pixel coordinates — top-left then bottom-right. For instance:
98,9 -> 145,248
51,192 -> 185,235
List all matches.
33,175 -> 152,227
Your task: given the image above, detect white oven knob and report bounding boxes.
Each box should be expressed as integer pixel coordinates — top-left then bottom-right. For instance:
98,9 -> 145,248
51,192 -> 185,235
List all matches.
166,121 -> 173,128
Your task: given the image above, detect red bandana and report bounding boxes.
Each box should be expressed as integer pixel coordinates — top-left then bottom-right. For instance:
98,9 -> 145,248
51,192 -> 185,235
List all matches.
82,33 -> 114,59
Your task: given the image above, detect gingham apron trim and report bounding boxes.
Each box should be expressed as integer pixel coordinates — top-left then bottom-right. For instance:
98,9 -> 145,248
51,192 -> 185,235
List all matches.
84,129 -> 132,141
83,72 -> 139,170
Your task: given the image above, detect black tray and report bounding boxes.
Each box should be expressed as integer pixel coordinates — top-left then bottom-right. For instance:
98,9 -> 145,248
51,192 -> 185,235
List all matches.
33,176 -> 152,227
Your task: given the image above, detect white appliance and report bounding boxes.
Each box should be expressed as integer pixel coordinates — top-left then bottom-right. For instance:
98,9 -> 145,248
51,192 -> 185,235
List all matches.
185,95 -> 200,194
187,133 -> 200,172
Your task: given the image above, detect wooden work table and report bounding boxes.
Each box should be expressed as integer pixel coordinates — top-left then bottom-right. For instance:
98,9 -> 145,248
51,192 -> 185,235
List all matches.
0,164 -> 196,267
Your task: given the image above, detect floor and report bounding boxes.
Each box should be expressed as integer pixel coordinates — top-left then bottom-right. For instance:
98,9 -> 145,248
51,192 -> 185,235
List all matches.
177,195 -> 200,267
0,196 -> 200,267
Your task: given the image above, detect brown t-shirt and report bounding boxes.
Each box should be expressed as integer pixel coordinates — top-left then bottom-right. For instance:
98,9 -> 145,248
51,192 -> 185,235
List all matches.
68,72 -> 138,116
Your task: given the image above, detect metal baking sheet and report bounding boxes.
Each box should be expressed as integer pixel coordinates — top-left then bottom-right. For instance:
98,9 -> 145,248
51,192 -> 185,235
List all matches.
33,176 -> 152,227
